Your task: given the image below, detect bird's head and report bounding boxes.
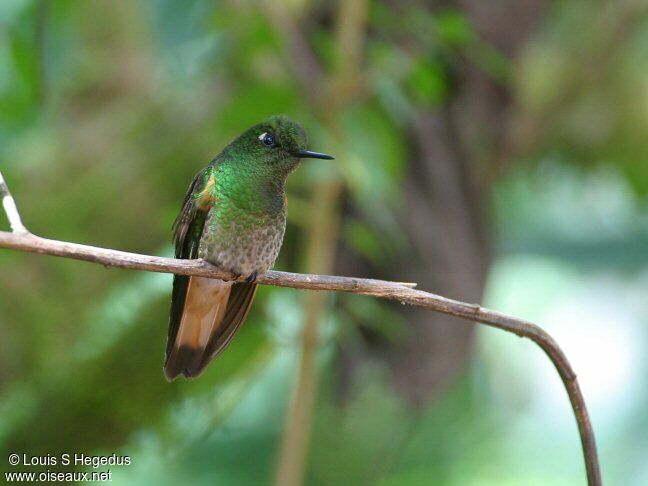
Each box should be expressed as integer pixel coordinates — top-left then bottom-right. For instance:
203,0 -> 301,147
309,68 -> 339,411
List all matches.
225,115 -> 333,176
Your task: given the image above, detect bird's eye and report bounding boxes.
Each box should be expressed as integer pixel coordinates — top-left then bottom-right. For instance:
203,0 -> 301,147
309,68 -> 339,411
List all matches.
262,133 -> 276,147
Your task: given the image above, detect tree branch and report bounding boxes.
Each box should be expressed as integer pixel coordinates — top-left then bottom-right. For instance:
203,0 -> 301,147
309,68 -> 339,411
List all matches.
0,172 -> 28,233
0,171 -> 601,486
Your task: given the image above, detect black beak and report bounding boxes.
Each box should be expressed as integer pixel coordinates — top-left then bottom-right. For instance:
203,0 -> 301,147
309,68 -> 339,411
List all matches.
293,149 -> 334,160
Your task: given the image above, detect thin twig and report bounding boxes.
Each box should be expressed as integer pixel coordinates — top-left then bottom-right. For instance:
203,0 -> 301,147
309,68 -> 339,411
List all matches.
275,181 -> 342,486
271,1 -> 370,482
0,171 -> 601,486
0,172 -> 28,233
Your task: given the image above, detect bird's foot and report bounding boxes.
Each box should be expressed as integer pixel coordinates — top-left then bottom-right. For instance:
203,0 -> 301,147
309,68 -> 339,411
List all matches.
245,271 -> 258,283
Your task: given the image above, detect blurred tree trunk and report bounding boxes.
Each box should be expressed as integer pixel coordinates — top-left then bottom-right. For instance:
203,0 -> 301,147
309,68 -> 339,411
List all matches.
338,0 -> 547,404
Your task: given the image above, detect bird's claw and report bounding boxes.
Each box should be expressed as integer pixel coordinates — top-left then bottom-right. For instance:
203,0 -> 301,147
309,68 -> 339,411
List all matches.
245,271 -> 258,283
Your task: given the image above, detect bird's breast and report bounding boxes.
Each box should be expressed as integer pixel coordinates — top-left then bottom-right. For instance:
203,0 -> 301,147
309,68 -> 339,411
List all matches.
198,204 -> 286,276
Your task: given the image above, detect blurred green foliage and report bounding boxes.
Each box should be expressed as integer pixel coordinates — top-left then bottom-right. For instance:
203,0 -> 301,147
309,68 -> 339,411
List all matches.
0,0 -> 646,485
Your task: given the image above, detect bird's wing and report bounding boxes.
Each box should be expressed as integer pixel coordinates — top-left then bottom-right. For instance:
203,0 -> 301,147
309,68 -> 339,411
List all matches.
165,167 -> 214,378
164,166 -> 258,381
171,167 -> 215,260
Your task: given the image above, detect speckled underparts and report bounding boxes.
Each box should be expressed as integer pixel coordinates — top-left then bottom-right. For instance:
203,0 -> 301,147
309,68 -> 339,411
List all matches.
198,197 -> 286,276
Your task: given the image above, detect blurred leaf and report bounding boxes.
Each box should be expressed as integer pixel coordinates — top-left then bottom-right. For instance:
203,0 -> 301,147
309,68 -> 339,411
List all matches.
406,58 -> 448,106
435,10 -> 474,46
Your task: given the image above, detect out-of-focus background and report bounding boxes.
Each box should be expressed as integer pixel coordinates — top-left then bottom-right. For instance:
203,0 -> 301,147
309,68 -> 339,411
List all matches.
0,0 -> 646,484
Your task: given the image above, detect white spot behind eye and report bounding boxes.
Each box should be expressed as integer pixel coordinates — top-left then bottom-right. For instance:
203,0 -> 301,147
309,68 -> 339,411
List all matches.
258,132 -> 267,141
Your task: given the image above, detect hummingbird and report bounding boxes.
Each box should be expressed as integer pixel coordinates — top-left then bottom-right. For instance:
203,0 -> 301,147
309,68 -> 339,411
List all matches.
164,115 -> 333,381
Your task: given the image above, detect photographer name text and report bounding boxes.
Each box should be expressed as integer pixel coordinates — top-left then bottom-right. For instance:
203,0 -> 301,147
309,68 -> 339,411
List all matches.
9,453 -> 130,469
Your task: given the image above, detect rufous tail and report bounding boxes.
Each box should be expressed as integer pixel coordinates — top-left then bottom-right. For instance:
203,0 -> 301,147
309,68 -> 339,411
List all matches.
164,276 -> 257,381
